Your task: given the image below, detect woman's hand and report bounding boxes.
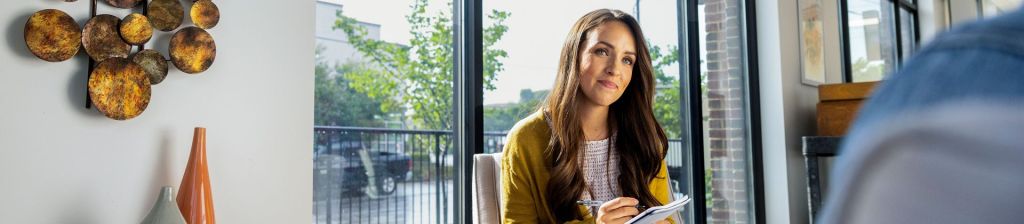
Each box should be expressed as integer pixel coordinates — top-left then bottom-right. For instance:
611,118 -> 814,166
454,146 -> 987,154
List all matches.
596,197 -> 640,224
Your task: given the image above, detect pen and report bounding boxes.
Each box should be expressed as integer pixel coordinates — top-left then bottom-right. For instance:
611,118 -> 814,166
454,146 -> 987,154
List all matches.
576,200 -> 648,211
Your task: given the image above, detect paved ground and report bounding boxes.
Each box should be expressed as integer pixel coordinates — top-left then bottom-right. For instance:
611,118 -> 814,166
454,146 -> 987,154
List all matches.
314,181 -> 455,224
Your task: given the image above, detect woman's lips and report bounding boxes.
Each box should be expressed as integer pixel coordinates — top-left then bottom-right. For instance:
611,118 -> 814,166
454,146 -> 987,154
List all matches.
598,80 -> 618,89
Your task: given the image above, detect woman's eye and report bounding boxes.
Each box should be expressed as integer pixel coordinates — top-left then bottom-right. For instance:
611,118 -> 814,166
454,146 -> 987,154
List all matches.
623,58 -> 634,65
596,48 -> 609,56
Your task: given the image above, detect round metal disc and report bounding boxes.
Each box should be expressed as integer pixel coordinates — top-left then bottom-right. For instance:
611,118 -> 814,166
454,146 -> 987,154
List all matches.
120,13 -> 153,45
105,0 -> 140,9
83,14 -> 130,62
148,0 -> 184,32
24,9 -> 81,62
190,0 -> 219,29
170,27 -> 216,74
132,49 -> 168,85
88,58 -> 151,120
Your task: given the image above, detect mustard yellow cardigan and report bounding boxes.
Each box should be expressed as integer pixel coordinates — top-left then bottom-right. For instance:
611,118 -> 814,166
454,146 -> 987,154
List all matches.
500,111 -> 675,224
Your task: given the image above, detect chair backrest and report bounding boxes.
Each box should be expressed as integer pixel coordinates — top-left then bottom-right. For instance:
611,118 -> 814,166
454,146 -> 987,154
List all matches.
473,153 -> 503,224
471,152 -> 684,223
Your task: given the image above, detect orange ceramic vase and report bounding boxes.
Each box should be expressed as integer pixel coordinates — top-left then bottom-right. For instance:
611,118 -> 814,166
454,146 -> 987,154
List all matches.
178,127 -> 216,224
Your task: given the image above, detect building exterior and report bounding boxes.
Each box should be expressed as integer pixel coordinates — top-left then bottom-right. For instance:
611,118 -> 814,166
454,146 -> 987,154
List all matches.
315,0 -> 381,74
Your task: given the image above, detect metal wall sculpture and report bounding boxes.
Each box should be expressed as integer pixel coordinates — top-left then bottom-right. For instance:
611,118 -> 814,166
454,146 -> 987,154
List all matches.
23,0 -> 220,120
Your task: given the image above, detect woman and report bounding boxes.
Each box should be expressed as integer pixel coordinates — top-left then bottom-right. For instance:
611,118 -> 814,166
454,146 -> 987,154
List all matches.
501,9 -> 674,224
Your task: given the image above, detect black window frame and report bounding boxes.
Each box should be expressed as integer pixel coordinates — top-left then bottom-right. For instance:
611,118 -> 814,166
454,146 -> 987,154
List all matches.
840,0 -> 921,83
681,0 -> 765,223
453,0 -> 483,223
456,0 -> 765,223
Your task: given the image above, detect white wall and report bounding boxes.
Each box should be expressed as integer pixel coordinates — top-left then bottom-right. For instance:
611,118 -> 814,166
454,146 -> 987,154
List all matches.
822,0 -> 847,84
0,1 -> 313,223
757,0 -> 816,223
948,0 -> 982,25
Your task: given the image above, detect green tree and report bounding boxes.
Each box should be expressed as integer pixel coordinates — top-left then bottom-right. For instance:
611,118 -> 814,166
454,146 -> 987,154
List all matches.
333,0 -> 510,131
649,44 -> 682,139
483,89 -> 547,132
481,44 -> 681,135
852,57 -> 885,81
314,45 -> 387,127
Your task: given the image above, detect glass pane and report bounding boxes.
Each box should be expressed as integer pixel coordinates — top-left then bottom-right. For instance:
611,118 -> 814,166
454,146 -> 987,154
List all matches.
482,0 -> 689,220
697,0 -> 756,222
314,0 -> 454,223
979,0 -> 1023,17
979,0 -> 1011,18
847,0 -> 898,82
899,8 -> 916,63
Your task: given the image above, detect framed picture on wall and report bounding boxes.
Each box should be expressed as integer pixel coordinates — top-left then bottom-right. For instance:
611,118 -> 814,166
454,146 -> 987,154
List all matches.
799,0 -> 826,86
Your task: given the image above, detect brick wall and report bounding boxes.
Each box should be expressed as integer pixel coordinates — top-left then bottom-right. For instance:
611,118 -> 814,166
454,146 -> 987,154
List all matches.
703,0 -> 750,222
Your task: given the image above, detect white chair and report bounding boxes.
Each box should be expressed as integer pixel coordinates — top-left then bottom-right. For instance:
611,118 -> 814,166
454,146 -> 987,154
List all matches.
473,153 -> 504,224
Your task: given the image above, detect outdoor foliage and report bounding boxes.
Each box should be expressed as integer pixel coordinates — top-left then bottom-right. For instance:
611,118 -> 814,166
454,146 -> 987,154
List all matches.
650,44 -> 682,139
333,0 -> 510,131
852,57 -> 886,81
483,89 -> 547,132
482,44 -> 683,135
314,45 -> 386,127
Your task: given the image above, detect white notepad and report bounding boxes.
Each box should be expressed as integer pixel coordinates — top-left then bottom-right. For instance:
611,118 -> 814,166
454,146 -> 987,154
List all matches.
624,195 -> 691,224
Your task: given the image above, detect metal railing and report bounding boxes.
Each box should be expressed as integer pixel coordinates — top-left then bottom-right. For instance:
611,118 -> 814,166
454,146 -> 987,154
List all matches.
313,126 -> 507,224
312,126 -> 685,224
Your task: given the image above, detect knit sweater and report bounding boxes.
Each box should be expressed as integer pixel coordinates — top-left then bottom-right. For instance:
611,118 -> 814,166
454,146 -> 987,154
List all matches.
500,111 -> 674,224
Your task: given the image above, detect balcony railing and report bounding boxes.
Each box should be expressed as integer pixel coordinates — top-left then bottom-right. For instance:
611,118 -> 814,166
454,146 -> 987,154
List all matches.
312,126 -> 506,224
312,126 -> 684,224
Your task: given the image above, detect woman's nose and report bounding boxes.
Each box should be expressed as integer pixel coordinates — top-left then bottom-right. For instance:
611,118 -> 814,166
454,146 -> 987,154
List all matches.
604,59 -> 621,76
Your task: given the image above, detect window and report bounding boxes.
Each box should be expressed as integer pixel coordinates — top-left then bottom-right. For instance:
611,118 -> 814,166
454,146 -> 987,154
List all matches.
481,0 -> 691,219
481,0 -> 763,223
899,7 -> 916,62
479,1 -> 683,155
841,0 -> 919,82
315,0 -> 763,223
692,0 -> 763,222
313,0 -> 455,223
979,0 -> 1022,18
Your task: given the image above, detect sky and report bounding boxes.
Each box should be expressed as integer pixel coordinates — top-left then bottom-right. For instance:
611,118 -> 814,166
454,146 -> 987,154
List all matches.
323,0 -> 682,104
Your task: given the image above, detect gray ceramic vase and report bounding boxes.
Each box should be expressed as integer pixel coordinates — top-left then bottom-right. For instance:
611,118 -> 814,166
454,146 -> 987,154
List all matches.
141,186 -> 187,224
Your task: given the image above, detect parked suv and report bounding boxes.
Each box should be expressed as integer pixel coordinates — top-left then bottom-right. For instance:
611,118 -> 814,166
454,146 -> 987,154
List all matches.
315,140 -> 413,198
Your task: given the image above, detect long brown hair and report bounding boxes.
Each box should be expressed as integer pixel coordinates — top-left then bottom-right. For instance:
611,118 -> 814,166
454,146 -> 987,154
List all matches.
543,9 -> 668,222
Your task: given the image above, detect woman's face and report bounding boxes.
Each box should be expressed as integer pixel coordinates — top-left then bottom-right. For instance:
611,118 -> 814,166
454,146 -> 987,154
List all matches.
577,21 -> 636,107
